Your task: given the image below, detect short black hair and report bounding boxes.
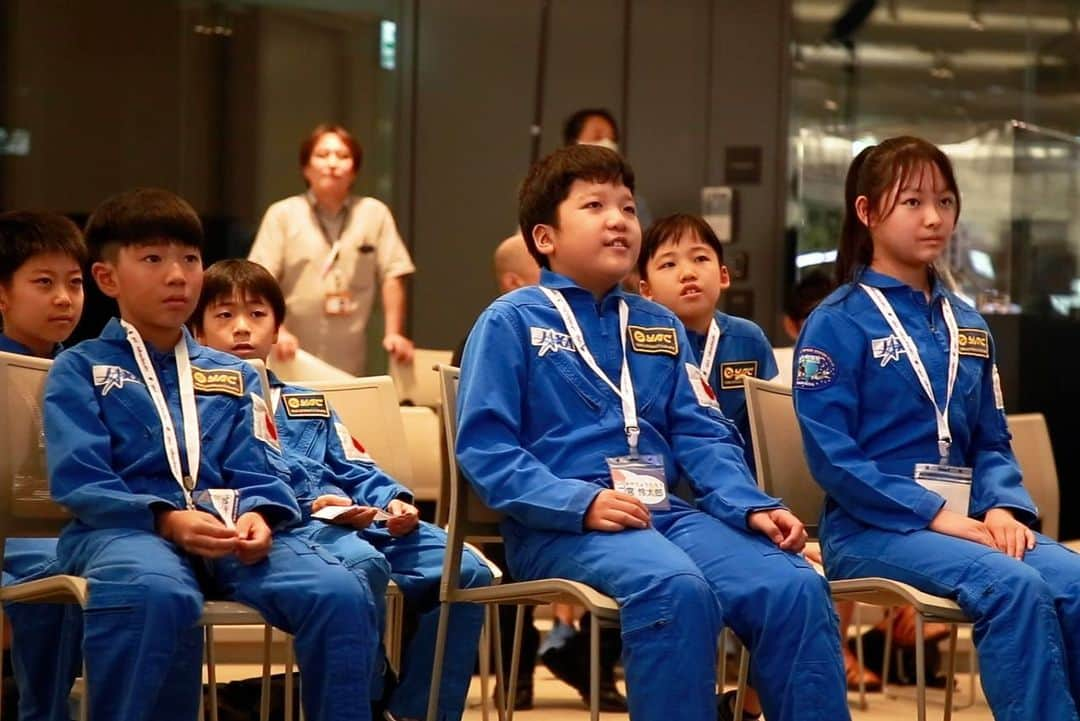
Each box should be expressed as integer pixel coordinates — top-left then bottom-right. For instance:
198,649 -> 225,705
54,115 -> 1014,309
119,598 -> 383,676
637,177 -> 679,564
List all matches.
562,108 -> 619,146
518,144 -> 635,269
0,211 -> 87,285
638,214 -> 724,280
84,188 -> 203,263
783,270 -> 835,323
191,259 -> 286,334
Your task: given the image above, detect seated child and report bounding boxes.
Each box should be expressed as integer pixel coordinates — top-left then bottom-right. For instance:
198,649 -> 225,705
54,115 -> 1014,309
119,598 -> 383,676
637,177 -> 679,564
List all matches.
191,258 -> 491,721
44,188 -> 378,721
0,210 -> 86,721
455,144 -> 850,721
637,212 -> 778,475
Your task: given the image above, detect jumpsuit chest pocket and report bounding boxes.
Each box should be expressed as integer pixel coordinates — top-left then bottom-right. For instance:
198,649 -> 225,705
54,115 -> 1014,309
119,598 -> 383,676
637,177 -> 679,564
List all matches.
540,351 -> 605,412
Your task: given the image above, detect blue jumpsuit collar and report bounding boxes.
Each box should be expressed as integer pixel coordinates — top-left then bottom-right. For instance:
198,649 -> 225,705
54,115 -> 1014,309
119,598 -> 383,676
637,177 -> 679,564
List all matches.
0,333 -> 62,359
857,267 -> 948,302
539,268 -> 626,307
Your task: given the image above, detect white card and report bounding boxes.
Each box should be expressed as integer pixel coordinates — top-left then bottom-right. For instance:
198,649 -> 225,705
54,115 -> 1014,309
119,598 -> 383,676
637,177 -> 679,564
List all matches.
311,504 -> 392,522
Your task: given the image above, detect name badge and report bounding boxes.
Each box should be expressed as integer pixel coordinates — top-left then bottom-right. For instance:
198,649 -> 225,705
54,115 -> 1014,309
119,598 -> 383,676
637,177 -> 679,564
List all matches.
606,455 -> 670,509
324,290 -> 356,316
913,463 -> 972,515
195,488 -> 239,529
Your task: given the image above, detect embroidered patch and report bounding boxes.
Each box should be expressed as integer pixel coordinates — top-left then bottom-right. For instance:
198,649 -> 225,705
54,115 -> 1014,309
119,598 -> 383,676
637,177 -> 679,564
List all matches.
530,327 -> 574,356
992,364 -> 1005,410
282,393 -> 331,419
335,422 -> 373,463
92,365 -> 142,396
251,393 -> 281,453
871,335 -> 906,367
686,363 -> 720,409
192,367 -> 244,397
720,360 -> 758,389
958,328 -> 990,359
627,325 -> 678,355
794,348 -> 837,390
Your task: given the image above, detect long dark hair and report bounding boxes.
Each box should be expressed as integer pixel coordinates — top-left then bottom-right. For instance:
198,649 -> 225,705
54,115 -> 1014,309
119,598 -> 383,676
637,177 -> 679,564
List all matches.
835,136 -> 961,285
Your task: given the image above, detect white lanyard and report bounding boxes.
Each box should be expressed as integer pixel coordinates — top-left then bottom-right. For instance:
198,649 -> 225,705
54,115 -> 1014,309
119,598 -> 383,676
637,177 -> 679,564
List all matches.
270,386 -> 282,414
860,284 -> 960,464
122,321 -> 201,509
699,318 -> 721,381
308,195 -> 352,279
540,287 -> 640,457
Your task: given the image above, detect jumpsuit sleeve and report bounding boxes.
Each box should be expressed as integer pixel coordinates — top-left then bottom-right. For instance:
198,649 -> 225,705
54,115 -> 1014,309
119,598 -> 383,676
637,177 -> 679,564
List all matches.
322,407 -> 414,509
45,352 -> 177,532
456,304 -> 603,533
665,324 -> 784,528
248,202 -> 287,279
967,334 -> 1037,523
793,307 -> 946,532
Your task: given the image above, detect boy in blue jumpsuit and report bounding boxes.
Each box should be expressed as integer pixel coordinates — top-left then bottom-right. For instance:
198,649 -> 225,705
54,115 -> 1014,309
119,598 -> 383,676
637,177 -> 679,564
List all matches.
0,211 -> 86,721
794,136 -> 1080,720
456,144 -> 850,721
44,188 -> 378,721
191,259 -> 491,721
637,212 -> 778,475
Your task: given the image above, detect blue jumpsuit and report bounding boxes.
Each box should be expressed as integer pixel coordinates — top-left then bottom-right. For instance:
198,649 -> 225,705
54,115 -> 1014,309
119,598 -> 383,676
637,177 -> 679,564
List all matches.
269,372 -> 491,721
794,268 -> 1080,721
685,311 -> 778,474
0,334 -> 81,721
44,319 -> 378,721
456,270 -> 849,721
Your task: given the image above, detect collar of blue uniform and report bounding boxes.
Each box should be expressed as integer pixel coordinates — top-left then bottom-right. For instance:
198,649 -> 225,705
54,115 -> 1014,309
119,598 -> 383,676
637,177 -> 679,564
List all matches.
685,310 -> 728,346
0,333 -> 62,359
857,266 -> 949,301
539,268 -> 627,307
266,368 -> 286,388
102,317 -> 203,360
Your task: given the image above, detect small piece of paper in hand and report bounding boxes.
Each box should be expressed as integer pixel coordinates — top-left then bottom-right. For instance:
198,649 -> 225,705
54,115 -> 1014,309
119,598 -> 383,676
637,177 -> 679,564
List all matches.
311,505 -> 392,522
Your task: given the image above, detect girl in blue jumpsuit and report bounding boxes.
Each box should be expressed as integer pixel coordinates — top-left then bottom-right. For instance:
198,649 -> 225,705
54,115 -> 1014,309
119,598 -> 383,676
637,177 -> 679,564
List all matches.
794,135 -> 1080,721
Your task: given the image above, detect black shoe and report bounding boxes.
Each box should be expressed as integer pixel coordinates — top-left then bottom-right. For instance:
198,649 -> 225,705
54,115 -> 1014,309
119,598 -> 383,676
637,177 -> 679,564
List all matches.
491,683 -> 534,711
717,689 -> 761,721
591,680 -> 629,713
540,644 -> 590,695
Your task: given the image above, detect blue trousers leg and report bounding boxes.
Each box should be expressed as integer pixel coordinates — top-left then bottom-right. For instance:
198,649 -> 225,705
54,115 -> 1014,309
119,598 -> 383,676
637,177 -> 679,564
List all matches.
4,539 -> 82,721
503,515 -> 722,721
57,529 -> 204,721
215,530 -> 379,721
653,506 -> 850,721
824,527 -> 1080,721
362,523 -> 491,721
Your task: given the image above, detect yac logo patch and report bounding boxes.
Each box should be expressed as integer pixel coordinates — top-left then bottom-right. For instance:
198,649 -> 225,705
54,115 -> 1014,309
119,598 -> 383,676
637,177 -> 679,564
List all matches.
282,393 -> 330,419
192,367 -> 244,397
530,327 -> 574,357
958,328 -> 990,358
871,335 -> 906,367
627,326 -> 678,356
93,365 -> 142,396
794,348 -> 837,390
720,361 -> 758,389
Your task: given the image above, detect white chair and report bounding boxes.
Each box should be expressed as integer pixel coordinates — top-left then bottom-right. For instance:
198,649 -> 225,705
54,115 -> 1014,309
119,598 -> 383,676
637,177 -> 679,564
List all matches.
744,376 -> 970,721
1007,412 -> 1079,550
267,348 -> 355,384
399,406 -> 444,505
389,348 -> 453,409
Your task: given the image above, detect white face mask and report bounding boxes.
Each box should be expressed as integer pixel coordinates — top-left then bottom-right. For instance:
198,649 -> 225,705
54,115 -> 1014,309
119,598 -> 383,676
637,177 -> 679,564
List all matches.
579,137 -> 620,154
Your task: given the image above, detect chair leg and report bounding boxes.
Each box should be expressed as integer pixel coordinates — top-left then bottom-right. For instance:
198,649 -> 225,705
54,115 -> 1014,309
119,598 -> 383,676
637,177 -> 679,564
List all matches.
425,600 -> 453,721
505,606 -> 525,721
943,624 -> 958,721
733,644 -> 749,719
854,604 -> 868,710
284,638 -> 295,721
489,605 -> 507,721
206,625 -> 219,721
717,627 -> 727,689
881,607 -> 894,699
478,608 -> 491,721
260,625 -> 272,721
915,614 -> 926,721
589,616 -> 600,721
78,661 -> 88,721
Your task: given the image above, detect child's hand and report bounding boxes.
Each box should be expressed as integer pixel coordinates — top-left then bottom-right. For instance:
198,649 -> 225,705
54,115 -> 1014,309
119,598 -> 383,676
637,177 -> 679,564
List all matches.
385,499 -> 420,537
928,508 -> 996,549
235,512 -> 272,565
157,509 -> 238,558
312,495 -> 379,529
983,507 -> 1036,560
584,490 -> 650,532
749,508 -> 807,551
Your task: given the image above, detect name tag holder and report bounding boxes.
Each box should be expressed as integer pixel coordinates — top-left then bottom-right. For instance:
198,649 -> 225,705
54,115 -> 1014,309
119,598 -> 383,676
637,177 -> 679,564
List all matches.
913,463 -> 972,515
607,455 -> 670,509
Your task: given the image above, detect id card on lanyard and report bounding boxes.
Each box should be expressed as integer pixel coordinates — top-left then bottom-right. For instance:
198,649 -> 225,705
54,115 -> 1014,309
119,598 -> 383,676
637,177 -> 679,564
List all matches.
540,288 -> 669,509
122,322 -> 236,527
310,197 -> 358,317
860,284 -> 972,514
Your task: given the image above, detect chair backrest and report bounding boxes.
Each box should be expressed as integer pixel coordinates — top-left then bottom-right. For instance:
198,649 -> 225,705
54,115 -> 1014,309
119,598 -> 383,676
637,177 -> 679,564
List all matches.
1008,412 -> 1060,541
435,364 -> 502,539
743,375 -> 825,537
391,348 -> 454,408
0,351 -> 71,557
304,376 -> 414,487
267,348 -> 355,384
398,406 -> 443,503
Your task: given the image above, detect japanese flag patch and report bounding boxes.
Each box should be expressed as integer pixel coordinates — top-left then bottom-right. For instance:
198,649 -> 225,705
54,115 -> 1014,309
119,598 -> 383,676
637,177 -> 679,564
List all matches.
335,422 -> 374,463
686,363 -> 720,409
251,393 -> 281,453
